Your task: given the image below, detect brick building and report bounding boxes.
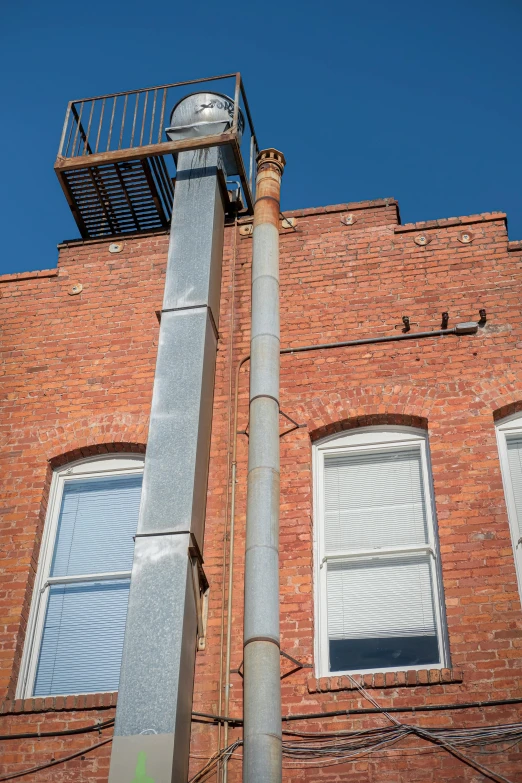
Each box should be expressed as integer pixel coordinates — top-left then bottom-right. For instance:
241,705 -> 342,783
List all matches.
1,192 -> 522,781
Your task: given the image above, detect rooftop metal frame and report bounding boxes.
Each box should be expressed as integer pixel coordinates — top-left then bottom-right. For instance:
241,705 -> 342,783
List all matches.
55,73 -> 259,239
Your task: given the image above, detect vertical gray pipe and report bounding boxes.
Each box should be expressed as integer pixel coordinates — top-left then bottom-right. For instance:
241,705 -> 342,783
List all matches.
243,149 -> 286,783
108,146 -> 226,783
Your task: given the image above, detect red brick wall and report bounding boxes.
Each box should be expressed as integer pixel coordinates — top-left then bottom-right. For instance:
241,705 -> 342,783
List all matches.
1,199 -> 521,781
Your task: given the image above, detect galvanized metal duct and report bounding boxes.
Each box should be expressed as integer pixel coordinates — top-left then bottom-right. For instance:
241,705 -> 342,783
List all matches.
243,149 -> 286,783
108,145 -> 226,783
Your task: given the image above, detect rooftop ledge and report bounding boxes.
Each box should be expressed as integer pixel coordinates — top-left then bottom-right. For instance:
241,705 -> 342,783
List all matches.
394,212 -> 507,233
0,268 -> 59,284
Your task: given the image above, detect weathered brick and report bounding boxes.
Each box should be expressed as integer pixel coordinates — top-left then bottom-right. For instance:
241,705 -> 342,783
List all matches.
0,202 -> 521,782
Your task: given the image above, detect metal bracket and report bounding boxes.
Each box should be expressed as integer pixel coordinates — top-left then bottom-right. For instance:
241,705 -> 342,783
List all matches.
189,538 -> 209,652
280,213 -> 298,232
231,649 -> 312,680
279,409 -> 307,438
279,649 -> 313,679
239,409 -> 306,440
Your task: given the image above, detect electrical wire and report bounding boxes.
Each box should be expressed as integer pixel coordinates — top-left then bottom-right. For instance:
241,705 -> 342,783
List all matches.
188,740 -> 242,783
3,719 -> 519,782
0,718 -> 114,742
191,695 -> 522,725
0,737 -> 112,781
187,722 -> 522,780
325,671 -> 519,783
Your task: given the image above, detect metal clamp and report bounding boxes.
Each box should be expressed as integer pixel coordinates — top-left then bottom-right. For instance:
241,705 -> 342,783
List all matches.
232,649 -> 312,681
189,537 -> 209,652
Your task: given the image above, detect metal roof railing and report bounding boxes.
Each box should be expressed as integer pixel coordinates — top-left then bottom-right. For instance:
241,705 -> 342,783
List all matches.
55,73 -> 259,238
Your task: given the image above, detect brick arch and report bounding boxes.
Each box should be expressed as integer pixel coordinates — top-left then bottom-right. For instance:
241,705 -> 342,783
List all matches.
465,375 -> 522,422
309,412 -> 428,442
493,400 -> 522,423
50,441 -> 146,469
280,382 -> 441,443
38,412 -> 149,465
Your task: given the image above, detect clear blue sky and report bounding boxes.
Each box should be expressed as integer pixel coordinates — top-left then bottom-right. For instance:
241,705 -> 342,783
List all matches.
1,0 -> 521,274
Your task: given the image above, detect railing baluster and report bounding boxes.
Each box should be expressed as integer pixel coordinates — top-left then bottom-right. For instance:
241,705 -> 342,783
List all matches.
83,100 -> 95,155
232,73 -> 240,135
139,91 -> 148,146
119,94 -> 128,150
160,155 -> 174,198
130,93 -> 139,147
95,98 -> 106,153
64,108 -> 74,157
249,134 -> 255,191
71,102 -> 84,157
58,103 -> 71,157
149,89 -> 158,145
107,96 -> 117,151
158,88 -> 167,143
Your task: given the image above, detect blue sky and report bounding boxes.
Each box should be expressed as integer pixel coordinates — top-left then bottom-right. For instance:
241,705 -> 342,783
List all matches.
1,0 -> 521,274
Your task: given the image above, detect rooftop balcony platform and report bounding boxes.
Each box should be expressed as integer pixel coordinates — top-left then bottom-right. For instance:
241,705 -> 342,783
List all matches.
55,73 -> 258,239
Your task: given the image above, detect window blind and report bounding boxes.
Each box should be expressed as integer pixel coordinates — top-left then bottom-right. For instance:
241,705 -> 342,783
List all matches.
322,445 -> 440,671
34,580 -> 131,695
324,448 -> 428,552
50,475 -> 142,576
33,473 -> 142,696
506,436 -> 522,539
326,554 -> 437,639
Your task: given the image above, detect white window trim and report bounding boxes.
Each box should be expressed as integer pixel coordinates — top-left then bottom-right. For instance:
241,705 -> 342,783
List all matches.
312,426 -> 449,678
495,413 -> 522,603
16,453 -> 144,699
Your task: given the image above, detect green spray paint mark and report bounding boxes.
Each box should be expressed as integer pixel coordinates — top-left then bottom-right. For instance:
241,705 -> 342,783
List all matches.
131,751 -> 155,783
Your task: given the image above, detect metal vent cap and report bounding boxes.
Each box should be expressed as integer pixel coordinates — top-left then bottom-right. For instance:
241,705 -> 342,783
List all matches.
166,92 -> 244,141
166,92 -> 245,177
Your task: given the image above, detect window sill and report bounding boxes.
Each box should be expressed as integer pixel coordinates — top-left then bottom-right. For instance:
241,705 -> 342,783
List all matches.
1,692 -> 118,715
308,669 -> 463,694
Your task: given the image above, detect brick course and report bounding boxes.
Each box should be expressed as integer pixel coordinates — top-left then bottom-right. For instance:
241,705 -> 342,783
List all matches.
1,200 -> 521,780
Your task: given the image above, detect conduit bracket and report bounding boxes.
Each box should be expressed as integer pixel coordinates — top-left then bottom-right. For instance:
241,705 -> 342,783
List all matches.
239,409 -> 306,439
189,536 -> 209,652
279,409 -> 307,438
280,212 -> 298,232
231,649 -> 312,681
279,649 -> 313,680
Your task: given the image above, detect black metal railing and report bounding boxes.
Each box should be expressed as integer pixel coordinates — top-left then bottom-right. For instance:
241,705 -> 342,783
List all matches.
57,73 -> 259,193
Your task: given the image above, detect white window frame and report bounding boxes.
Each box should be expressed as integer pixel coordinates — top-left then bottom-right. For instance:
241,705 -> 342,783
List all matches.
16,453 -> 144,699
495,412 -> 522,602
312,426 -> 449,678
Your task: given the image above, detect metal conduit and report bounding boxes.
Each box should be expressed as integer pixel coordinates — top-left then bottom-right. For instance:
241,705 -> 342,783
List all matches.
243,149 -> 286,783
220,319 -> 479,780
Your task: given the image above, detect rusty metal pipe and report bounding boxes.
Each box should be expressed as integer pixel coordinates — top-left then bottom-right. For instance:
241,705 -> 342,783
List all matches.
243,149 -> 286,783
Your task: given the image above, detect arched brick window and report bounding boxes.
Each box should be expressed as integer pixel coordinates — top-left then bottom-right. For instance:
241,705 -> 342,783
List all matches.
313,426 -> 449,677
17,453 -> 144,698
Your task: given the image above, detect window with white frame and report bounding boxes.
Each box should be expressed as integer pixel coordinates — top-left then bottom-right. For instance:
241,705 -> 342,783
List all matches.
17,454 -> 144,698
495,414 -> 522,602
313,427 -> 448,676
